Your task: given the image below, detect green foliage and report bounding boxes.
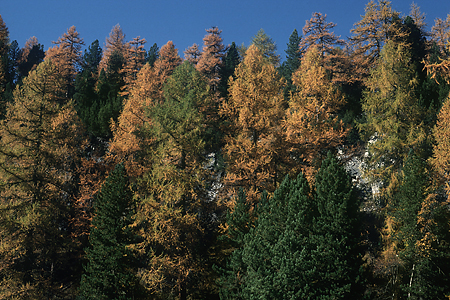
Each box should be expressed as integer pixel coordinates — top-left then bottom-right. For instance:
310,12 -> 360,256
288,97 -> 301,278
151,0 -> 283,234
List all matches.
74,48 -> 124,138
78,163 -> 141,300
279,28 -> 302,100
389,152 -> 450,299
146,42 -> 159,67
218,41 -> 240,99
219,153 -> 363,299
0,59 -> 83,298
311,152 -> 363,299
358,40 -> 426,185
250,28 -> 280,66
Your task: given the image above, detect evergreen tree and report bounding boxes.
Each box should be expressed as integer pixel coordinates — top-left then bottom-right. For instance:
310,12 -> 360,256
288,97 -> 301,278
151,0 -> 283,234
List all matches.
0,15 -> 9,115
218,41 -> 240,99
17,37 -> 45,80
82,39 -> 103,75
146,42 -> 159,67
311,152 -> 363,299
216,189 -> 254,300
78,163 -> 141,300
279,29 -> 302,99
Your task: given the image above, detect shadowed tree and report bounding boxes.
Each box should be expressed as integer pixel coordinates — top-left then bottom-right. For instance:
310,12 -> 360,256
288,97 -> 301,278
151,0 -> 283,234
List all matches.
98,24 -> 129,73
78,163 -> 142,300
0,60 -> 83,298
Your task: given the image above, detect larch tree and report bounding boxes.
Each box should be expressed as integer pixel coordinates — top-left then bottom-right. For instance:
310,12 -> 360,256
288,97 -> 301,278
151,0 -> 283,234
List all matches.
110,41 -> 181,173
120,36 -> 146,97
250,28 -> 280,66
409,2 -> 428,34
349,0 -> 404,81
184,43 -> 201,65
98,24 -> 129,73
0,59 -> 84,298
220,44 -> 286,204
358,40 -> 426,191
134,61 -> 214,300
299,12 -> 345,58
45,25 -> 85,98
284,45 -> 347,179
196,26 -> 226,109
430,14 -> 450,54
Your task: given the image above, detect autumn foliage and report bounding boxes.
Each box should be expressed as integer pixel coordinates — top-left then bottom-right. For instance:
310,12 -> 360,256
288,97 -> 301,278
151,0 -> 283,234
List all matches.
1,2 -> 450,298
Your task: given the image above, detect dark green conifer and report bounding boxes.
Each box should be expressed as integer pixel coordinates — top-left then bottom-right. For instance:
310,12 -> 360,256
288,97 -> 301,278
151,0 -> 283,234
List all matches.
78,163 -> 140,300
146,43 -> 159,67
311,152 -> 363,299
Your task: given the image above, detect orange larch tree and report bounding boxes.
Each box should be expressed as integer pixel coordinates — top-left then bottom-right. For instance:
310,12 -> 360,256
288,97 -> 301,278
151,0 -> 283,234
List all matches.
44,25 -> 84,97
430,14 -> 450,54
220,45 -> 286,204
184,43 -> 201,65
284,45 -> 348,179
98,24 -> 129,73
196,27 -> 226,92
120,36 -> 146,97
110,41 -> 182,175
349,0 -> 404,81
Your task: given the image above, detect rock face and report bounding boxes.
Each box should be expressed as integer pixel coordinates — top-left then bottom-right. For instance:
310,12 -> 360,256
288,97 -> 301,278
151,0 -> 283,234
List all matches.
339,144 -> 382,212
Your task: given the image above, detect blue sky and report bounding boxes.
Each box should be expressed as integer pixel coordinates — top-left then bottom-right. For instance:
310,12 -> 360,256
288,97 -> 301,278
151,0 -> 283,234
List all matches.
1,0 -> 449,60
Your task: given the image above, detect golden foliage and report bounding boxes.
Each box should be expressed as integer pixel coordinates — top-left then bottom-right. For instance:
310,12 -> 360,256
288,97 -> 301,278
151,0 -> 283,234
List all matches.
98,24 -> 129,73
196,27 -> 225,91
110,41 -> 181,176
431,94 -> 450,195
285,45 -> 347,178
221,45 -> 286,203
44,26 -> 84,92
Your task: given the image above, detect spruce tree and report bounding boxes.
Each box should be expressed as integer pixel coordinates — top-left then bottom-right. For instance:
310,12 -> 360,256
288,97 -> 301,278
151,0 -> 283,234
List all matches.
311,152 -> 363,299
146,42 -> 159,67
279,29 -> 301,100
78,163 -> 140,300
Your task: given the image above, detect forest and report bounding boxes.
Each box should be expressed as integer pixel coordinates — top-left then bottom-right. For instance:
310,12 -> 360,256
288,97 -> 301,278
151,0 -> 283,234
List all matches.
1,0 -> 450,299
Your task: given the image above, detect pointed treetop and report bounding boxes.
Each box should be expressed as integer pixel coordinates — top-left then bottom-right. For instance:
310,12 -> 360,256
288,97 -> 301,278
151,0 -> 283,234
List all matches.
300,12 -> 345,57
250,28 -> 280,66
